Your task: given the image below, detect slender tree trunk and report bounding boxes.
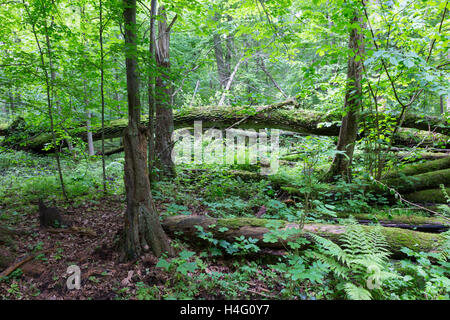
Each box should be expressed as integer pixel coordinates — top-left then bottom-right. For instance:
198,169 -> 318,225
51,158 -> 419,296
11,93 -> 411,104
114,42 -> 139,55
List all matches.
86,111 -> 95,156
257,57 -> 288,98
441,95 -> 445,114
122,0 -> 173,260
80,5 -> 95,156
148,0 -> 157,182
327,7 -> 365,181
99,0 -> 106,192
218,57 -> 245,106
1,101 -> 6,117
23,0 -> 67,199
213,13 -> 229,89
190,79 -> 200,106
225,15 -> 233,76
154,5 -> 176,178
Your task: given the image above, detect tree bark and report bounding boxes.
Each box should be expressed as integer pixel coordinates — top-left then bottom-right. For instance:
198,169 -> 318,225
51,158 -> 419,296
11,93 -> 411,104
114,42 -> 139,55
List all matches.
86,111 -> 95,156
100,0 -> 107,192
147,0 -> 157,182
4,101 -> 449,152
383,168 -> 450,193
23,0 -> 67,200
121,0 -> 173,260
383,156 -> 450,179
161,215 -> 446,258
154,6 -> 176,178
327,8 -> 365,181
213,13 -> 229,89
404,188 -> 450,204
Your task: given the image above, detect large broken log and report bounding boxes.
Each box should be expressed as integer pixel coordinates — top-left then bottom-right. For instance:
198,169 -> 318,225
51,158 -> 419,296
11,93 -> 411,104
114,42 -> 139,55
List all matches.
404,188 -> 450,204
332,213 -> 449,233
161,215 -> 446,258
383,156 -> 450,179
374,168 -> 450,195
2,101 -> 449,152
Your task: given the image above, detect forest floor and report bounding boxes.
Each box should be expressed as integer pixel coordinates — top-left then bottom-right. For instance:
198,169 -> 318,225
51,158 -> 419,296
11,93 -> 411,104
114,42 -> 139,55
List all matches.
1,140 -> 449,300
0,196 -> 286,300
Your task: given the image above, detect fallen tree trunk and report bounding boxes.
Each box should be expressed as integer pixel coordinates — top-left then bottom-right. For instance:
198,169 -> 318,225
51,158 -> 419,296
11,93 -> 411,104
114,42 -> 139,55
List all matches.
383,156 -> 450,179
161,215 -> 445,258
331,213 -> 449,233
337,219 -> 448,233
2,101 -> 449,152
396,152 -> 449,162
283,150 -> 449,163
404,188 -> 450,204
394,128 -> 450,148
383,168 -> 450,194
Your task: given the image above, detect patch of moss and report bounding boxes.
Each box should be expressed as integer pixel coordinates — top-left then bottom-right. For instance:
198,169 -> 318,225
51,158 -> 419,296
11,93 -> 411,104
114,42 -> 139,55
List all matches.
344,213 -> 448,225
378,227 -> 444,253
216,217 -> 285,229
404,188 -> 450,204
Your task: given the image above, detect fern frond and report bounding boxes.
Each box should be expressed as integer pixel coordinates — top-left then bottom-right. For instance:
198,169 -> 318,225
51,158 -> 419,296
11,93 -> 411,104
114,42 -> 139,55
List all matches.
344,282 -> 372,300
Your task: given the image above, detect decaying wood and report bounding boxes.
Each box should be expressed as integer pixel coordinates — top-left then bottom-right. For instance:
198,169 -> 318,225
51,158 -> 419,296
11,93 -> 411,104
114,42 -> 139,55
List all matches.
2,101 -> 449,153
45,226 -> 97,237
161,215 -> 446,258
0,248 -> 53,279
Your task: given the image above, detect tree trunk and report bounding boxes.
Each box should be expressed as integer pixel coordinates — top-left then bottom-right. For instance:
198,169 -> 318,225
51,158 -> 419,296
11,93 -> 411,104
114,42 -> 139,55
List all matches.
404,188 -> 450,204
161,215 -> 446,258
154,6 -> 176,178
383,168 -> 450,193
4,102 -> 449,152
327,9 -> 365,181
147,0 -> 157,182
99,0 -> 106,192
86,111 -> 95,156
383,156 -> 450,179
23,0 -> 67,200
122,0 -> 173,260
213,13 -> 229,89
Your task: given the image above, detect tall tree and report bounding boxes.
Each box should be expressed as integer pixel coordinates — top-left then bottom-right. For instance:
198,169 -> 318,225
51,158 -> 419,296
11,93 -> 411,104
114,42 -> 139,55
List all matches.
154,5 -> 176,178
147,0 -> 157,182
121,0 -> 173,260
99,0 -> 106,192
327,4 -> 365,181
23,0 -> 67,199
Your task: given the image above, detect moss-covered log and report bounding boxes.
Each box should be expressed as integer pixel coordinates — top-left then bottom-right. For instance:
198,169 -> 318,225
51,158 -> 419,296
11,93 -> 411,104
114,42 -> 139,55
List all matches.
383,168 -> 450,193
2,101 -> 449,152
161,215 -> 446,257
404,188 -> 450,204
396,152 -> 449,161
394,128 -> 450,148
383,157 -> 450,179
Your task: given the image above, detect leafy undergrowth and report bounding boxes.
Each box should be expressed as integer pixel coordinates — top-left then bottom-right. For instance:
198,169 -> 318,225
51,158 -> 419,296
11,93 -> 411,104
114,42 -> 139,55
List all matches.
0,147 -> 449,300
0,196 -> 318,300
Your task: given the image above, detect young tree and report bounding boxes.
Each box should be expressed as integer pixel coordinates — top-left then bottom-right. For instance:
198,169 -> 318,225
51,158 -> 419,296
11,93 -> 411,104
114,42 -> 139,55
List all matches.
327,3 -> 365,181
22,0 -> 68,199
99,0 -> 106,192
154,5 -> 176,179
121,0 -> 173,260
147,0 -> 157,182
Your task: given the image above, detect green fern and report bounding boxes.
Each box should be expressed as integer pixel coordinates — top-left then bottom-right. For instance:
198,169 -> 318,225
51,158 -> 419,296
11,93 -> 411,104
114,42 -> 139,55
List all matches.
307,220 -> 397,300
343,283 -> 372,300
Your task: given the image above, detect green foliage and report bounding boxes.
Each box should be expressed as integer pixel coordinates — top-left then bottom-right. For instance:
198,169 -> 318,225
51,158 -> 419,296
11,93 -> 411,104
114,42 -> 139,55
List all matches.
305,220 -> 397,300
382,233 -> 450,300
